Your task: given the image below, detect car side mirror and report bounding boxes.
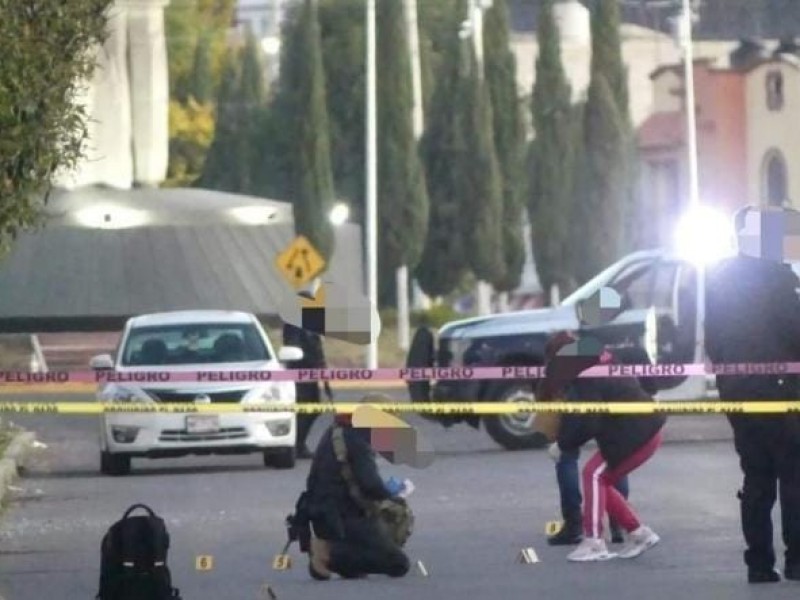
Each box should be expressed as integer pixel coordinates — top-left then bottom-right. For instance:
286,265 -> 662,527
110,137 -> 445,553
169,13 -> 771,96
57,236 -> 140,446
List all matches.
278,346 -> 304,362
90,354 -> 114,370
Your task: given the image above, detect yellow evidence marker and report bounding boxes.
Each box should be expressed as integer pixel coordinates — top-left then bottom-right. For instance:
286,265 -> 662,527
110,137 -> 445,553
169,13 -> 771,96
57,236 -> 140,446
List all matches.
195,555 -> 214,571
272,553 -> 292,570
545,520 -> 564,536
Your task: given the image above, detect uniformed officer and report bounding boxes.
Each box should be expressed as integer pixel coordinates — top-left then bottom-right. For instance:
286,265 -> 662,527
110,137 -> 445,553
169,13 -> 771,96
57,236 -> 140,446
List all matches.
705,204 -> 800,583
282,323 -> 331,458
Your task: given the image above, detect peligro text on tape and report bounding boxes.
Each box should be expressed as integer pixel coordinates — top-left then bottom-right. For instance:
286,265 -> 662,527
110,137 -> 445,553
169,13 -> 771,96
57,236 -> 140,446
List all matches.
0,361 -> 798,385
1,400 -> 799,415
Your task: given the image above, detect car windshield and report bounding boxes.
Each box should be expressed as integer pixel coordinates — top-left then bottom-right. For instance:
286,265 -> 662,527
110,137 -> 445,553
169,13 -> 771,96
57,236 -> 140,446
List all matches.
119,322 -> 270,366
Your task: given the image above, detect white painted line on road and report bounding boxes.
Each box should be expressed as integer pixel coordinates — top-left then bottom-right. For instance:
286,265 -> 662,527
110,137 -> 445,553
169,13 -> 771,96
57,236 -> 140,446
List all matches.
416,559 -> 428,577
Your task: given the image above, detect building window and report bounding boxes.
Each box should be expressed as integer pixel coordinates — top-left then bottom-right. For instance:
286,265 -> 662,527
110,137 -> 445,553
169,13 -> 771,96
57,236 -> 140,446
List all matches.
766,71 -> 784,111
763,150 -> 788,206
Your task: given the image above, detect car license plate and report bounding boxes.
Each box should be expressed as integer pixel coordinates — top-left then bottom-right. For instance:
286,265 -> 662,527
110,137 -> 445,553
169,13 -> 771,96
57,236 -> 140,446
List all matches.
186,415 -> 220,433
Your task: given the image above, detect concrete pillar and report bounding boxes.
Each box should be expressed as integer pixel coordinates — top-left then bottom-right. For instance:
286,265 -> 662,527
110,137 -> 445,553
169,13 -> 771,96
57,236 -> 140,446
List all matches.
55,4 -> 133,189
126,0 -> 170,186
53,0 -> 169,190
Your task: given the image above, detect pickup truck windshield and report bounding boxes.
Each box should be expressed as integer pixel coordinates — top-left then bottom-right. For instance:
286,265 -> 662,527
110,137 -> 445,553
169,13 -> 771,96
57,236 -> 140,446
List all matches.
119,322 -> 270,366
560,260 -> 630,306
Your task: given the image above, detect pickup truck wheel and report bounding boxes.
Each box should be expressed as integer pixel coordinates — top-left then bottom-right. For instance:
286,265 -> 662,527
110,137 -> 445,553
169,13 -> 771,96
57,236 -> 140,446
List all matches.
482,382 -> 549,451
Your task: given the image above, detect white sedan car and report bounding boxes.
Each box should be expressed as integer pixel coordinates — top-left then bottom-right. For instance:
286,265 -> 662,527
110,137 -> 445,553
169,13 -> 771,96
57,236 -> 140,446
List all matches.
90,310 -> 303,476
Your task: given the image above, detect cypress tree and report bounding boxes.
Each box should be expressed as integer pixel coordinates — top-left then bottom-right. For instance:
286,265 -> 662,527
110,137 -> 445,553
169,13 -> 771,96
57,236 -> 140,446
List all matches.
286,0 -> 336,260
484,0 -> 526,292
197,52 -> 246,192
590,0 -> 629,122
590,0 -> 641,253
238,27 -> 267,194
376,0 -> 430,297
239,27 -> 266,108
415,0 -> 469,297
187,30 -> 214,104
253,2 -> 304,201
575,74 -> 627,283
461,42 -> 505,284
317,0 -> 366,226
529,0 -> 575,297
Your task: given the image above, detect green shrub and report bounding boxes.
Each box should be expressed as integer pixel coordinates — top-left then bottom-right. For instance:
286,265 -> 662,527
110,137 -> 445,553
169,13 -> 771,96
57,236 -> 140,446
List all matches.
411,304 -> 463,329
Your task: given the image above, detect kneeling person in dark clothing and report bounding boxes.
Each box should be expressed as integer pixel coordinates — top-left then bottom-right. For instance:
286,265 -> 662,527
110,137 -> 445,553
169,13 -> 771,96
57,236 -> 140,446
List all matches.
304,410 -> 410,580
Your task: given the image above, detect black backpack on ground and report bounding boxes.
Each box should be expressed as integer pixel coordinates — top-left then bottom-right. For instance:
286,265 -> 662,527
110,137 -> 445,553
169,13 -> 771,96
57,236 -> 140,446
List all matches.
96,504 -> 182,600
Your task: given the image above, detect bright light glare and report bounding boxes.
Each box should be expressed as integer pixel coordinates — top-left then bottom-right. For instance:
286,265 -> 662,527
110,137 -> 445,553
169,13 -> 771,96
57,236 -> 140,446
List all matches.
261,37 -> 280,55
674,204 -> 735,265
329,203 -> 350,226
73,205 -> 148,229
229,206 -> 277,225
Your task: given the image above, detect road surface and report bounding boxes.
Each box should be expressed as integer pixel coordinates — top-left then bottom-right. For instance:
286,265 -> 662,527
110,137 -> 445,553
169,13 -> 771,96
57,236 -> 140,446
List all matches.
1,392 -> 797,600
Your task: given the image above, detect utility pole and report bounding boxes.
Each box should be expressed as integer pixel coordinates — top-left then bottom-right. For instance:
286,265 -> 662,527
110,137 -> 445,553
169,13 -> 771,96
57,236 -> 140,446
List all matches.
366,0 -> 379,369
679,0 -> 706,376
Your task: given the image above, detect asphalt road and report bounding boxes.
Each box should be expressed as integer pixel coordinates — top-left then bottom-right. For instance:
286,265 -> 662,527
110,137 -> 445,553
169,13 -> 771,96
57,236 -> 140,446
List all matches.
2,392 -> 798,600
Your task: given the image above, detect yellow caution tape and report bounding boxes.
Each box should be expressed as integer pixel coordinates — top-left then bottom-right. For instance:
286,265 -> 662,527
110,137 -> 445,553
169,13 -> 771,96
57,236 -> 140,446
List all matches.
0,401 -> 799,414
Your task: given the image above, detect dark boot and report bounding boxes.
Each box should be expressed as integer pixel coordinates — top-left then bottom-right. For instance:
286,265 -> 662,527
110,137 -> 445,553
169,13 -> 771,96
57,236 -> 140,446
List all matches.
297,445 -> 314,459
309,538 -> 332,581
547,519 -> 583,546
785,563 -> 800,581
748,568 -> 781,583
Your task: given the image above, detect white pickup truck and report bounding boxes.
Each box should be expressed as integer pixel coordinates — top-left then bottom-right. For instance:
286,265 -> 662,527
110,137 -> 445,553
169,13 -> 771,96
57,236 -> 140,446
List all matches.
406,249 -> 726,451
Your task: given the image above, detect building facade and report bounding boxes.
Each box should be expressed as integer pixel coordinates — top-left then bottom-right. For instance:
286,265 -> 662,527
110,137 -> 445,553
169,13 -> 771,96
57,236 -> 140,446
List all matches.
638,42 -> 800,246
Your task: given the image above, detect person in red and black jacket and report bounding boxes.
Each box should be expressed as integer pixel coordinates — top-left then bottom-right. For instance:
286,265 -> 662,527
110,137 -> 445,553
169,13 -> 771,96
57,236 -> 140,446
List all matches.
543,330 -> 666,562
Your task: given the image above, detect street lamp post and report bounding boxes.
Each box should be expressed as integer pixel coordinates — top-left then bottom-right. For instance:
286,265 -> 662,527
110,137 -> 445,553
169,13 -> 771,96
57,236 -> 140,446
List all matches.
679,0 -> 707,372
365,0 -> 379,369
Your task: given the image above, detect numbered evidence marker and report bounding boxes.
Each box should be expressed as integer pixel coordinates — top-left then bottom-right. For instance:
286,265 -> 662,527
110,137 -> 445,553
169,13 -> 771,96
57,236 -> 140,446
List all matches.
274,236 -> 326,290
517,548 -> 540,564
195,555 -> 214,571
545,520 -> 564,536
272,553 -> 292,570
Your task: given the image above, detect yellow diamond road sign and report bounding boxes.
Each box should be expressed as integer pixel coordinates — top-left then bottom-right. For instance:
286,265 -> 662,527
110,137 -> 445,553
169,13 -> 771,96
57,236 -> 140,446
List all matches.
275,236 -> 326,289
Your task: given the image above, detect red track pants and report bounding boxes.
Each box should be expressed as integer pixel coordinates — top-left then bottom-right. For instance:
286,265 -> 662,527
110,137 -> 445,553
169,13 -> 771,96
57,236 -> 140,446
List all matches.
582,431 -> 663,539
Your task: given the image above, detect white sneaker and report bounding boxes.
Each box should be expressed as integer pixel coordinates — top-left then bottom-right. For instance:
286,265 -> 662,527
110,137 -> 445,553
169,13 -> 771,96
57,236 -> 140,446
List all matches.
567,537 -> 617,562
618,525 -> 660,559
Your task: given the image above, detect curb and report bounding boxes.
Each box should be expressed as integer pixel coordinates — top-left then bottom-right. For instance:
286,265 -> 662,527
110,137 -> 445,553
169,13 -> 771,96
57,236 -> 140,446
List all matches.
0,430 -> 36,506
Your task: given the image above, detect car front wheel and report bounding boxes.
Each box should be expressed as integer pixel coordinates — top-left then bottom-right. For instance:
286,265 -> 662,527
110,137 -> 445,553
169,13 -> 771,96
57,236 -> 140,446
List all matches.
263,447 -> 296,470
482,381 -> 549,451
100,451 -> 132,476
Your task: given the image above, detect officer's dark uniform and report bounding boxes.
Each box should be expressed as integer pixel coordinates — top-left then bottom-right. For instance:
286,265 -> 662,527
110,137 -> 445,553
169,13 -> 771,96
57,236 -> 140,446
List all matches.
706,253 -> 800,581
305,417 -> 410,578
282,324 -> 327,457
